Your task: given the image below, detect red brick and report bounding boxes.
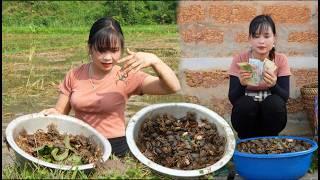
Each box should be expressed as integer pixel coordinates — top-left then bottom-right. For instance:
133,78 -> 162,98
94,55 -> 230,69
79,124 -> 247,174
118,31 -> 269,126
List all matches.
184,95 -> 200,104
177,5 -> 205,24
181,27 -> 224,43
208,97 -> 232,116
263,5 -> 311,24
288,31 -> 318,44
234,32 -> 248,43
287,51 -> 305,56
184,70 -> 229,88
287,98 -> 304,113
291,69 -> 318,89
208,5 -> 256,24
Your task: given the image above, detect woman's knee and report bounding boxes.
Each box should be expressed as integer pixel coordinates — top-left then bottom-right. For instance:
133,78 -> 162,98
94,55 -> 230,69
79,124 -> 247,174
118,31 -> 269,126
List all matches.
233,96 -> 258,113
231,96 -> 259,132
261,94 -> 286,113
260,95 -> 288,133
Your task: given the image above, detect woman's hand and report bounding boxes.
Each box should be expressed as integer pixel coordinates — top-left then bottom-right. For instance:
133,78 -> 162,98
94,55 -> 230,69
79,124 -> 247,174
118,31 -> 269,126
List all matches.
118,48 -> 180,94
263,69 -> 277,88
239,70 -> 252,86
118,48 -> 161,74
40,108 -> 61,116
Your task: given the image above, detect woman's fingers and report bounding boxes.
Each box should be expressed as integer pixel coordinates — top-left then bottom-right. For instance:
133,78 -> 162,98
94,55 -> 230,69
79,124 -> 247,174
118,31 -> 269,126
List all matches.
123,61 -> 141,74
264,71 -> 276,81
240,72 -> 252,79
265,70 -> 276,78
123,58 -> 137,70
126,48 -> 135,55
263,72 -> 272,80
132,64 -> 143,73
40,108 -> 59,116
239,71 -> 252,86
118,49 -> 136,64
263,76 -> 272,85
118,54 -> 135,64
120,50 -> 154,73
263,70 -> 277,86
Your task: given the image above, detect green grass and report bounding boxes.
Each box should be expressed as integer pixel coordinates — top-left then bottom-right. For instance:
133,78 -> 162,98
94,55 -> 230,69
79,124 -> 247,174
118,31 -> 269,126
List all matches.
308,150 -> 318,173
2,153 -> 218,179
2,154 -> 159,179
2,24 -> 178,35
2,25 -> 178,55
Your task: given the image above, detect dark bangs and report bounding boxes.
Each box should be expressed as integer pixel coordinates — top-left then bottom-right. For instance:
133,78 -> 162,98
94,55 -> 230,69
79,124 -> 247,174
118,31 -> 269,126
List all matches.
89,28 -> 124,53
249,15 -> 276,37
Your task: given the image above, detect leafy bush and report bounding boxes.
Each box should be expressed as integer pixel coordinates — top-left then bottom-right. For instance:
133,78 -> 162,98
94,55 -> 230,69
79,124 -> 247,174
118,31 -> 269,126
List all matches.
2,1 -> 178,27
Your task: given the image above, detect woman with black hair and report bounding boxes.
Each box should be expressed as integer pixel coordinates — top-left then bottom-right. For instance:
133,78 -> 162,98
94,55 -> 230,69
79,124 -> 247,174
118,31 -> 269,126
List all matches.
228,14 -> 291,139
41,17 -> 181,156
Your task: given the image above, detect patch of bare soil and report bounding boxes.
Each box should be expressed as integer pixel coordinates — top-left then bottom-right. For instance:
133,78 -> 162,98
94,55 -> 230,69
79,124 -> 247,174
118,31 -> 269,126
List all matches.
15,124 -> 103,166
237,138 -> 312,154
137,112 -> 226,170
95,159 -> 127,174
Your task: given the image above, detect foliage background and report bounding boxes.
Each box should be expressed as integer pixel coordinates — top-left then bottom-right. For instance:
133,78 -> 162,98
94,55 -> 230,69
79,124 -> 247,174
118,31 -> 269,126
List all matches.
2,1 -> 178,27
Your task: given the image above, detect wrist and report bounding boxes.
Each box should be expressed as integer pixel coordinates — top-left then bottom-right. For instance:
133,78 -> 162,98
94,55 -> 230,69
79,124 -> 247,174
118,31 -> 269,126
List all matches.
239,79 -> 248,87
240,83 -> 247,88
269,83 -> 277,90
53,107 -> 62,114
151,56 -> 163,67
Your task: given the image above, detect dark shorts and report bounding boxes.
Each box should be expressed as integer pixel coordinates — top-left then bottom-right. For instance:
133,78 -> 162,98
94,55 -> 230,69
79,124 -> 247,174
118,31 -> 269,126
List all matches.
108,136 -> 129,157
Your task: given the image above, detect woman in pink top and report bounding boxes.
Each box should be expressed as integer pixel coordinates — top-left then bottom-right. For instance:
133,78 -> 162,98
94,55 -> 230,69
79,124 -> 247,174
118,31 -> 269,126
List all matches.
41,17 -> 181,156
228,15 -> 291,139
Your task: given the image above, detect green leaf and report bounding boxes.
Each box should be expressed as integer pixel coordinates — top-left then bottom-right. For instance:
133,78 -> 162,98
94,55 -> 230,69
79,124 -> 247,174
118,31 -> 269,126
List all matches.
64,135 -> 77,153
51,148 -> 69,161
33,144 -> 54,156
65,154 -> 82,165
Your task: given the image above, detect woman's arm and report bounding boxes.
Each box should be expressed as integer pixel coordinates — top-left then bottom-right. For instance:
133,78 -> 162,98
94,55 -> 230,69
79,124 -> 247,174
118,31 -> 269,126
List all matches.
119,48 -> 181,95
263,69 -> 290,102
41,94 -> 71,115
228,75 -> 246,105
141,59 -> 180,95
270,76 -> 290,102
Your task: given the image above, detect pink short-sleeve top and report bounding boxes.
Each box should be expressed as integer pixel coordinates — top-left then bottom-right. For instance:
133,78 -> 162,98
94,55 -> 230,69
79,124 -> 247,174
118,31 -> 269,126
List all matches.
58,63 -> 149,138
228,51 -> 291,91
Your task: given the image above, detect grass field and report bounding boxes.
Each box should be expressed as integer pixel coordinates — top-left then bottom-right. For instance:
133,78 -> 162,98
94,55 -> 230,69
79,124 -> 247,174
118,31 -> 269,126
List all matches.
2,24 -> 182,122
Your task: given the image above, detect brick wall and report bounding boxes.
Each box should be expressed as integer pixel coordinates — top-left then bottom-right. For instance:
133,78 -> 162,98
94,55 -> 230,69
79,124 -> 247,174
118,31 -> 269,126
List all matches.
178,1 -> 318,137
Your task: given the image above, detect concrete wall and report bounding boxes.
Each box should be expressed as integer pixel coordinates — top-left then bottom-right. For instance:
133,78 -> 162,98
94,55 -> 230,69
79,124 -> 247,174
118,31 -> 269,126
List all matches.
178,1 -> 318,137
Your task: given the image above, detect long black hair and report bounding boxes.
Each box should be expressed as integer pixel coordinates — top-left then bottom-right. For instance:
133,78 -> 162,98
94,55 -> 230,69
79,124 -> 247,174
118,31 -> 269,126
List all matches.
88,17 -> 124,53
249,14 -> 276,60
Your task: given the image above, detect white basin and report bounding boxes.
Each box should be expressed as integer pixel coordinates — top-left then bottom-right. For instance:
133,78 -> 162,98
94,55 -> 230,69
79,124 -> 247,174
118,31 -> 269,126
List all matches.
5,113 -> 112,171
126,103 -> 235,178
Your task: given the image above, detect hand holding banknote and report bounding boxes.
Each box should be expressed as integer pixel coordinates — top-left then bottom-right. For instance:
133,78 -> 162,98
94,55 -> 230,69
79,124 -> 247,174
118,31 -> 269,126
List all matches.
237,62 -> 253,86
263,69 -> 277,87
238,58 -> 278,87
263,58 -> 277,87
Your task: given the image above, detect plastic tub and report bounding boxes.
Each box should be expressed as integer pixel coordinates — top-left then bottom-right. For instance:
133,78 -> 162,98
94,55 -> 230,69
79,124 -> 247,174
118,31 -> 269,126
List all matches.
5,113 -> 112,171
126,103 -> 236,178
233,136 -> 318,180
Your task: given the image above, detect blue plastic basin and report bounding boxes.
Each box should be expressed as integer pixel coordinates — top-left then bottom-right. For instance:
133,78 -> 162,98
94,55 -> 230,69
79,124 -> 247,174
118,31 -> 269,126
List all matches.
233,136 -> 318,180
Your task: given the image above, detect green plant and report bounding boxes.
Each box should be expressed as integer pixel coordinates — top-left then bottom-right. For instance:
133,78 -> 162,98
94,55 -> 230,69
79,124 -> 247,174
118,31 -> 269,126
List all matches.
308,150 -> 318,173
3,1 -> 178,27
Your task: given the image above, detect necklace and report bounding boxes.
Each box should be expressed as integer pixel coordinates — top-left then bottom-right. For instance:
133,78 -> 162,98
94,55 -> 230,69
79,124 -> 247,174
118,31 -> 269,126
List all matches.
250,49 -> 266,61
88,63 -> 95,89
